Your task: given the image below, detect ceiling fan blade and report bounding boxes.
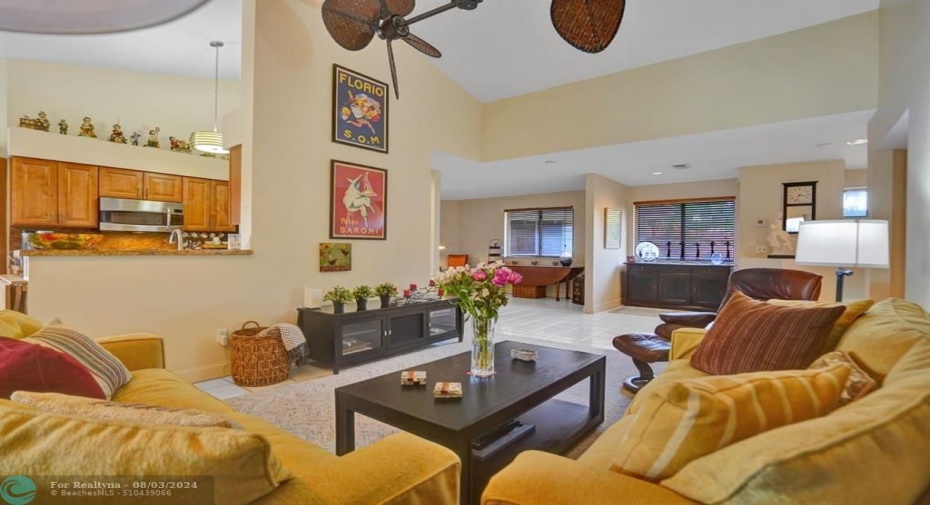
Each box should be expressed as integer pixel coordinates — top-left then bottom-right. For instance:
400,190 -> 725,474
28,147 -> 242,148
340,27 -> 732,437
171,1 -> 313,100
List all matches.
322,0 -> 380,50
550,0 -> 625,53
401,32 -> 442,58
383,0 -> 415,17
387,39 -> 400,99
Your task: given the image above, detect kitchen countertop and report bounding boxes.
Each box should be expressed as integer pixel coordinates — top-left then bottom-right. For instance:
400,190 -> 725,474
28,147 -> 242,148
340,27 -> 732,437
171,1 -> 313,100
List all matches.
21,249 -> 253,257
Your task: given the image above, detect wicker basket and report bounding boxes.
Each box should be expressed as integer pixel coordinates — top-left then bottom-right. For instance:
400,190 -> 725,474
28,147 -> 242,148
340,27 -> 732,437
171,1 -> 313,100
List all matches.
513,284 -> 546,299
229,321 -> 289,387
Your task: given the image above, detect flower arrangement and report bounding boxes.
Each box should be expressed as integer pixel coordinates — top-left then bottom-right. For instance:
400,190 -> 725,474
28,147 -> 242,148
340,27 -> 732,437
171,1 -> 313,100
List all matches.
434,261 -> 522,376
374,282 -> 398,298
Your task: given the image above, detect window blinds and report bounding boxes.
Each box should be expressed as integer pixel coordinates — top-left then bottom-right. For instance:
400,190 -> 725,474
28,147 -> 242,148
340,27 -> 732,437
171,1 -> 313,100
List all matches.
635,199 -> 735,261
505,207 -> 573,257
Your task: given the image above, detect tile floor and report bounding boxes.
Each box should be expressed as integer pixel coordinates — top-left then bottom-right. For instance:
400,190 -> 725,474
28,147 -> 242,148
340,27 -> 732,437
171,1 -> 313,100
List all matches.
195,298 -> 664,400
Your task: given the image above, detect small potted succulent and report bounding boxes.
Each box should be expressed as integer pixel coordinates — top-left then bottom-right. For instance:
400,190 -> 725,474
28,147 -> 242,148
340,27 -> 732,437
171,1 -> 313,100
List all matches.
374,282 -> 398,308
353,285 -> 375,311
323,285 -> 354,314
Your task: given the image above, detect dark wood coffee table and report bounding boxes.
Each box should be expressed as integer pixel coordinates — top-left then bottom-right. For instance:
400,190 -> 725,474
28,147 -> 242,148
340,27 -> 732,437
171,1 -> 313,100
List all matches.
335,341 -> 606,504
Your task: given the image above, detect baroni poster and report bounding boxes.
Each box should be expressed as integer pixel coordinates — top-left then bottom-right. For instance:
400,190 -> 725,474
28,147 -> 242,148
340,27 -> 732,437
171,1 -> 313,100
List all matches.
329,160 -> 387,240
332,65 -> 389,153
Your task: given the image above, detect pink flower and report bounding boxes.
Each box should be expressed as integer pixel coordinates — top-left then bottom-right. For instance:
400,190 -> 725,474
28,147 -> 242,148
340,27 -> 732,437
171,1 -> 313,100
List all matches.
472,270 -> 487,281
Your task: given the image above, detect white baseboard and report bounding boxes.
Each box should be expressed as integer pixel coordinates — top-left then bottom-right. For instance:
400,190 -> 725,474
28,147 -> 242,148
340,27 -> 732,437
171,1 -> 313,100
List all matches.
174,361 -> 229,383
592,298 -> 622,313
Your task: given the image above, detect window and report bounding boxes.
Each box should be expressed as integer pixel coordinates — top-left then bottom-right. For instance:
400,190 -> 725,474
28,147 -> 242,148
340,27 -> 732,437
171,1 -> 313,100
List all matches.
635,198 -> 735,261
505,207 -> 573,257
843,188 -> 868,218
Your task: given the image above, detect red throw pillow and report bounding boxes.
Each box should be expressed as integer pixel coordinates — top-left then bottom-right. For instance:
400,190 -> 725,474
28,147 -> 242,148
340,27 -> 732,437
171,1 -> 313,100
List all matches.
0,337 -> 105,399
691,291 -> 847,375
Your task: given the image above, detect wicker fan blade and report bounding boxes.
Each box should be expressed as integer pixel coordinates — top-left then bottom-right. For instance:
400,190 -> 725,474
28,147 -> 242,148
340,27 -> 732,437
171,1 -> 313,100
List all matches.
387,39 -> 400,99
402,32 -> 441,58
550,0 -> 625,53
383,0 -> 415,17
321,0 -> 381,50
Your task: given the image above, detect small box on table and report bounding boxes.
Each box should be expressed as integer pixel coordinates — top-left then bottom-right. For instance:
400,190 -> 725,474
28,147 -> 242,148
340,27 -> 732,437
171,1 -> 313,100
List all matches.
433,382 -> 463,399
400,370 -> 427,386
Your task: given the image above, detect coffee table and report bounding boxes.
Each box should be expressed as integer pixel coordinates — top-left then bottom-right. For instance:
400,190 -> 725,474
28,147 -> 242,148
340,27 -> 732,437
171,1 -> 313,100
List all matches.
335,341 -> 606,505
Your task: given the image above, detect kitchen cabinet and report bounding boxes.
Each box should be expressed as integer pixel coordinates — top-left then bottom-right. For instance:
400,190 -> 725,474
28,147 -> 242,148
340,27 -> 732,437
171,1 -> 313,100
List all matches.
11,157 -> 98,228
297,299 -> 462,373
99,168 -> 182,202
183,177 -> 234,232
229,145 -> 241,226
623,263 -> 732,310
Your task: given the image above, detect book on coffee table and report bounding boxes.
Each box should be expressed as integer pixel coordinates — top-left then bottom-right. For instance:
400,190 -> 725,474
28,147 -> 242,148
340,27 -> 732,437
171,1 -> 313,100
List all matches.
400,371 -> 427,386
433,382 -> 463,399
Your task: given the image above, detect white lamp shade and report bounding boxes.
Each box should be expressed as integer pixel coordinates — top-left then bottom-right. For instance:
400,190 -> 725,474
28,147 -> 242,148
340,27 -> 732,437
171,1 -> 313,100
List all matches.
795,220 -> 890,268
190,130 -> 228,154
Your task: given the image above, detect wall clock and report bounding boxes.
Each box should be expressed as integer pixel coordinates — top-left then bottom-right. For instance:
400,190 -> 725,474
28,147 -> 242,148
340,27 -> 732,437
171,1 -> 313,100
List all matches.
782,181 -> 817,234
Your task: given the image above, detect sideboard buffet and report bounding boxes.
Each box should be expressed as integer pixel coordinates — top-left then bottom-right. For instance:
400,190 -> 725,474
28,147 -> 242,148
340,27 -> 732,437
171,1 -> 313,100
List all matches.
622,263 -> 733,311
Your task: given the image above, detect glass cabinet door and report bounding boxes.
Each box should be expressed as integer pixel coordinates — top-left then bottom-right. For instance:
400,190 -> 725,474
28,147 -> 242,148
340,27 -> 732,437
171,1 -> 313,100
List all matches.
428,307 -> 457,337
341,319 -> 383,356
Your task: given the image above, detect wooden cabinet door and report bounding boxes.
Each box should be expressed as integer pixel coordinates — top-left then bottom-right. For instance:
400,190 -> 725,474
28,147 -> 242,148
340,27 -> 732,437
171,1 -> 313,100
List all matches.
657,268 -> 692,305
228,145 -> 241,225
183,177 -> 211,231
691,267 -> 731,310
625,265 -> 658,304
58,162 -> 99,228
211,180 -> 236,232
99,167 -> 142,199
144,173 -> 183,202
11,157 -> 58,227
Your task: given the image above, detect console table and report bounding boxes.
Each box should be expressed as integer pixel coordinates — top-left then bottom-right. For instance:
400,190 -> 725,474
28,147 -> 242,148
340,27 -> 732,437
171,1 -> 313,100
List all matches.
509,265 -> 584,300
623,263 -> 733,310
297,299 -> 463,373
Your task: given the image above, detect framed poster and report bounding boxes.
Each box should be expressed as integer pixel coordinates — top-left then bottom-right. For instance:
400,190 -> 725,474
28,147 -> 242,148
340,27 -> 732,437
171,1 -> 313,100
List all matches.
332,64 -> 389,153
605,208 -> 621,249
330,160 -> 387,240
320,243 -> 352,272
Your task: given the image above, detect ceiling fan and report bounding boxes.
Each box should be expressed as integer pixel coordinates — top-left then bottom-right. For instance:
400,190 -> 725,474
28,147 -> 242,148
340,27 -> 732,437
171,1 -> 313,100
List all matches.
321,0 -> 626,99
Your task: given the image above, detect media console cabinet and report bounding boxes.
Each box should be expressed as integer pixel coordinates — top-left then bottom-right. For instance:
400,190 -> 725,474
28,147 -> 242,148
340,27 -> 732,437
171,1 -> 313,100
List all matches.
297,299 -> 463,373
623,263 -> 733,311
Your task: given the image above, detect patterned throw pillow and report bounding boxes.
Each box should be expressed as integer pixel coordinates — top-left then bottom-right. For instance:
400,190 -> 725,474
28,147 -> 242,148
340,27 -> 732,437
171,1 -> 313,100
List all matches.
808,351 -> 878,405
767,298 -> 875,353
25,325 -> 132,399
10,391 -> 240,428
691,291 -> 847,375
0,338 -> 106,399
611,364 -> 851,482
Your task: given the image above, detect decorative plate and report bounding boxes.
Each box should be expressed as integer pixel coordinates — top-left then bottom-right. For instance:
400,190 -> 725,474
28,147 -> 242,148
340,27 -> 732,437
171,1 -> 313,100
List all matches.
634,242 -> 660,262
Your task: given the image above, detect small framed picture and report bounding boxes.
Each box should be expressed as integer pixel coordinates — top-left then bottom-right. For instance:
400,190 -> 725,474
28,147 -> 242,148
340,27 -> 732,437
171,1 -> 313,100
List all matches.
332,65 -> 389,153
330,160 -> 387,240
604,208 -> 621,249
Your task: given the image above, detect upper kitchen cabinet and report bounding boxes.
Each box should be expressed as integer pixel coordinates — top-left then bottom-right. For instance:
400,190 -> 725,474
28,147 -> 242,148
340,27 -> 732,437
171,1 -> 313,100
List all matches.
183,177 -> 235,232
99,168 -> 182,202
99,167 -> 143,199
144,173 -> 183,202
11,157 -> 98,228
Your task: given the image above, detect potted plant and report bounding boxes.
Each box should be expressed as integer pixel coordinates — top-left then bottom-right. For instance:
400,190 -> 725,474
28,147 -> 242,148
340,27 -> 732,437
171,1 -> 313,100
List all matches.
353,285 -> 375,311
374,282 -> 398,308
323,285 -> 353,314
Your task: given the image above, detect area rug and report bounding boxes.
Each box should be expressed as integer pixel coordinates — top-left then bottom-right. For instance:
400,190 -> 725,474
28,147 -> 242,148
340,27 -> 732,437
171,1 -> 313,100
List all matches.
226,336 -> 643,457
608,306 -> 673,317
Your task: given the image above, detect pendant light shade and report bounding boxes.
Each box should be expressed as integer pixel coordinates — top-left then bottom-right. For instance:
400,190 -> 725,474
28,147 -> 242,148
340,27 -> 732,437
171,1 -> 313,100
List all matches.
190,41 -> 228,155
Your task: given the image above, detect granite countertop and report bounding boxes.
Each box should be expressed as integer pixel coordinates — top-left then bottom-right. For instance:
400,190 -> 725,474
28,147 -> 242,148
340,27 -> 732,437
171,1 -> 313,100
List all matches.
21,249 -> 253,257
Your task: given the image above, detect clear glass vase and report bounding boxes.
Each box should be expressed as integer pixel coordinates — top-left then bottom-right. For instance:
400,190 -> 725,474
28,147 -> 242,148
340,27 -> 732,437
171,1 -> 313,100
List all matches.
471,317 -> 496,377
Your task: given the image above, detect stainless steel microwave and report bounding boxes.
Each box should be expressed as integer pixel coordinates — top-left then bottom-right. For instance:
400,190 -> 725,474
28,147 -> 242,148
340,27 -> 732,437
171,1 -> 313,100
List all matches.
99,197 -> 184,232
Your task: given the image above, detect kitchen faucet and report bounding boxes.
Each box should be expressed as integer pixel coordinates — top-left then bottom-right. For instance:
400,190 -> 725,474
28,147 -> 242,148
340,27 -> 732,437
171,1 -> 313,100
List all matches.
168,229 -> 184,250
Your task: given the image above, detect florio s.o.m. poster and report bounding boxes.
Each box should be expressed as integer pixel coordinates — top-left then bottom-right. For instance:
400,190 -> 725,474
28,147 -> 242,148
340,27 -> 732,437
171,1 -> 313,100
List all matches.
332,65 -> 389,153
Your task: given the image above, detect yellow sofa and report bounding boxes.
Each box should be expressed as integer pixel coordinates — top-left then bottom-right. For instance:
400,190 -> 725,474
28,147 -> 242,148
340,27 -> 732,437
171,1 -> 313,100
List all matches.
0,332 -> 460,505
483,298 -> 930,504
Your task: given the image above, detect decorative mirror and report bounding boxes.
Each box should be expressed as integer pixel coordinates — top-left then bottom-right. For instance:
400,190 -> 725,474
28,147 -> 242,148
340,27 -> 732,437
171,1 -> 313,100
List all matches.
782,181 -> 817,234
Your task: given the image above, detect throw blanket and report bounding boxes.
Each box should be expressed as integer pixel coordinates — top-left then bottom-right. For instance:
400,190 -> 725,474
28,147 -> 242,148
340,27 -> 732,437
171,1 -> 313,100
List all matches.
256,323 -> 311,367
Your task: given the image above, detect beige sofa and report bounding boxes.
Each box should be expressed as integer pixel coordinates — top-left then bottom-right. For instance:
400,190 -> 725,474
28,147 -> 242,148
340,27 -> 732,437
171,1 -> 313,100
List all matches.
482,298 -> 930,504
0,333 -> 460,504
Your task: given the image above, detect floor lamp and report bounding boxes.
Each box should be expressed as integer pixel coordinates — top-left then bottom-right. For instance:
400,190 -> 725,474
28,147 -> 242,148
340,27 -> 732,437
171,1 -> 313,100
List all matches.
794,220 -> 890,302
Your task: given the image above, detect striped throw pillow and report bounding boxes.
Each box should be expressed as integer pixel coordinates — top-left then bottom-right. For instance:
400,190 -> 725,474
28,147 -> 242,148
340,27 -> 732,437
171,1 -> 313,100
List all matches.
691,291 -> 847,375
612,364 -> 851,482
25,325 -> 132,399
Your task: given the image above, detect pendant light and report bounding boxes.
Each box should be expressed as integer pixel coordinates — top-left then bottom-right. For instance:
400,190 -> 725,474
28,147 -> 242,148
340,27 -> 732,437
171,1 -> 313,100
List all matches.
190,41 -> 228,155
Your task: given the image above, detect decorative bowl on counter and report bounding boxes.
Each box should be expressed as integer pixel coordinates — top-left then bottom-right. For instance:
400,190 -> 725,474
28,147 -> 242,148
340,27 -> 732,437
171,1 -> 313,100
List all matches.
24,232 -> 105,250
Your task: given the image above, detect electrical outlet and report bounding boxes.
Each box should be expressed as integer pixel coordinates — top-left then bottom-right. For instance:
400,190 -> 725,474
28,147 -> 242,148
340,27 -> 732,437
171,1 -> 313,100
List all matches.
216,328 -> 228,346
755,245 -> 768,254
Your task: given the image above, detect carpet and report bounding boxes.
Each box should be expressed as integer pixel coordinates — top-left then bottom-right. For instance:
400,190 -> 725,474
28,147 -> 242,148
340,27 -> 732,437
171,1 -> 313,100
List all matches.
608,306 -> 674,317
226,336 -> 642,457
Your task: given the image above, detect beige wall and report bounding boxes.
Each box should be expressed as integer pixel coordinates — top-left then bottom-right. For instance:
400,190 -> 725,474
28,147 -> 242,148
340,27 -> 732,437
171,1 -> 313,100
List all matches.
868,150 -> 907,299
482,12 -> 878,162
584,174 -> 627,313
26,0 -> 483,381
443,190 -> 585,297
869,0 -> 930,309
846,169 -> 869,188
1,59 -> 240,158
